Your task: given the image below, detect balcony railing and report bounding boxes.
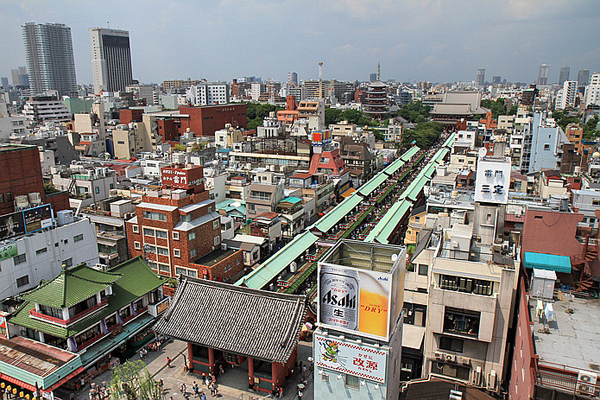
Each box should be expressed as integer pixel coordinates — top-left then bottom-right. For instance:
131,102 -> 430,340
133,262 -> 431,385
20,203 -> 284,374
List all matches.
77,331 -> 109,351
30,299 -> 108,326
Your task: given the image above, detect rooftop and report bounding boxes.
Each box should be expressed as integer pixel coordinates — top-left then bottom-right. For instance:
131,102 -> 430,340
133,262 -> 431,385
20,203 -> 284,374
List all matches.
530,295 -> 600,372
194,247 -> 239,267
154,277 -> 306,363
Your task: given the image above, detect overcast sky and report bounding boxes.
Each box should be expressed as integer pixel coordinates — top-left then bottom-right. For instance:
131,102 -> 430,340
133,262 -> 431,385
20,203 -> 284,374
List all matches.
1,0 -> 599,85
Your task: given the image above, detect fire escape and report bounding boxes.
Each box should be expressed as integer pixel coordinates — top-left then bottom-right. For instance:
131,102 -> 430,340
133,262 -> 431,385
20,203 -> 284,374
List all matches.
573,235 -> 596,292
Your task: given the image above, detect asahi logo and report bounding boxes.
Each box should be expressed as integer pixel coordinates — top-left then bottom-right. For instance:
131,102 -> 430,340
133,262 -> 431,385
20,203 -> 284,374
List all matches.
322,290 -> 357,309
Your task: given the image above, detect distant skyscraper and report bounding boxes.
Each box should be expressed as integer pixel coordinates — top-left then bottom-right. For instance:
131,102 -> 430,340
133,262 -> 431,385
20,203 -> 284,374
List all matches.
538,64 -> 550,86
369,73 -> 377,83
492,76 -> 502,84
11,66 -> 29,87
558,66 -> 570,86
291,72 -> 298,85
22,22 -> 77,96
1,77 -> 8,88
90,28 -> 133,93
577,69 -> 590,87
476,68 -> 485,86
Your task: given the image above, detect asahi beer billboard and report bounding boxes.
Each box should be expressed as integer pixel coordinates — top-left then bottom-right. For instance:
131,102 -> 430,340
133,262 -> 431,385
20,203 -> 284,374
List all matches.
318,243 -> 405,341
315,333 -> 387,383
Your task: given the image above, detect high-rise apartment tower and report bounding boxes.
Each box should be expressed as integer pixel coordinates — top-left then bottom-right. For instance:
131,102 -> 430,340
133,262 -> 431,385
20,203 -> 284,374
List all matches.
90,28 -> 133,93
22,22 -> 77,96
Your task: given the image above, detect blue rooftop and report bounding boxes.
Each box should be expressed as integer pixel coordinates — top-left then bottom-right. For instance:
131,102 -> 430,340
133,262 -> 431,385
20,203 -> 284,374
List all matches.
523,252 -> 572,273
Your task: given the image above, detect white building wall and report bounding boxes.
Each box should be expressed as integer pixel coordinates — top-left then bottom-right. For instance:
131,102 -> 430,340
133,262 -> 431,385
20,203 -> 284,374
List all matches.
0,217 -> 99,301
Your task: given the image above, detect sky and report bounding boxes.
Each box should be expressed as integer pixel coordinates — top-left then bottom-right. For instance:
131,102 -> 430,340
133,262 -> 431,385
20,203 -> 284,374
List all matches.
1,0 -> 599,86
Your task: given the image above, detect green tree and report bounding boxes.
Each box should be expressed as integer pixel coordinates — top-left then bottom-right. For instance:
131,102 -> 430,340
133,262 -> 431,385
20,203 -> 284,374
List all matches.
173,144 -> 186,152
325,107 -> 343,125
397,101 -> 431,123
481,99 -> 507,119
245,103 -> 283,129
583,116 -> 600,139
551,109 -> 581,131
109,360 -> 161,400
401,121 -> 444,149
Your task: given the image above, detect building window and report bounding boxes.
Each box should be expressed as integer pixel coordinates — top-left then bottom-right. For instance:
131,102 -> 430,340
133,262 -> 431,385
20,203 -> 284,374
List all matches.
95,187 -> 100,194
443,308 -> 480,337
189,248 -> 197,259
157,247 -> 169,256
143,211 -> 166,221
17,275 -> 30,287
439,275 -> 493,296
132,225 -> 139,233
0,194 -> 4,203
173,231 -> 180,240
188,231 -> 196,240
431,362 -> 470,380
175,267 -> 187,276
74,234 -> 84,242
439,336 -> 464,353
134,241 -> 141,250
181,214 -> 191,222
543,143 -> 550,150
213,220 -> 219,230
156,230 -> 168,239
63,258 -> 73,268
345,374 -> 360,389
174,249 -> 181,258
418,264 -> 428,276
143,228 -> 155,236
213,236 -> 220,246
158,264 -> 170,273
36,247 -> 48,255
13,253 -> 26,265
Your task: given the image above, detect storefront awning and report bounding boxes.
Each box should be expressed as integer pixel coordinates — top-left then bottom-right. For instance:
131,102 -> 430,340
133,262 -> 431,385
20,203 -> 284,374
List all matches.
523,252 -> 571,273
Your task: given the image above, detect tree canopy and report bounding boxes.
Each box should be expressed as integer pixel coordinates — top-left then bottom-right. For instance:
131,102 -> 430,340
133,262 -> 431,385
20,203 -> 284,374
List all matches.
325,107 -> 378,127
583,116 -> 600,139
401,121 -> 444,149
245,103 -> 283,130
551,109 -> 581,132
109,360 -> 161,400
396,101 -> 431,123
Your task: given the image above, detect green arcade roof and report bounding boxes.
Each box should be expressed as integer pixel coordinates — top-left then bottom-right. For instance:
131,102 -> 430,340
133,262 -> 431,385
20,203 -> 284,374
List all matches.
280,197 -> 302,204
523,252 -> 572,273
235,231 -> 318,289
369,201 -> 412,244
400,146 -> 420,161
21,264 -> 121,309
382,158 -> 405,176
313,194 -> 362,232
359,172 -> 389,196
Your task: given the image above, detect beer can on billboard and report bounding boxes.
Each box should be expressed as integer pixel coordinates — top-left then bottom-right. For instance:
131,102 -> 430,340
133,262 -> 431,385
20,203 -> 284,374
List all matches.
320,269 -> 359,330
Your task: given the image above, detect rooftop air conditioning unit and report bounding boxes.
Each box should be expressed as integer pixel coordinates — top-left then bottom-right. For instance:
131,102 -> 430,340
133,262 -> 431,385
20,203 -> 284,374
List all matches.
487,370 -> 498,392
577,371 -> 598,396
221,243 -> 228,251
472,366 -> 482,387
290,261 -> 297,273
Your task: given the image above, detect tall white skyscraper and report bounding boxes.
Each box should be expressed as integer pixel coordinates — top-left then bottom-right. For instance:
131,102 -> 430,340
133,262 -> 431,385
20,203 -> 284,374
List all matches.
90,28 -> 133,94
22,22 -> 77,96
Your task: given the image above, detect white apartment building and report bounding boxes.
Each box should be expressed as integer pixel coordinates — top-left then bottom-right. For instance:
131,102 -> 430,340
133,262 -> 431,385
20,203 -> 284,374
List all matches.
556,80 -> 578,110
186,83 -> 230,106
584,75 -> 600,107
0,212 -> 99,304
22,96 -> 71,126
0,102 -> 29,141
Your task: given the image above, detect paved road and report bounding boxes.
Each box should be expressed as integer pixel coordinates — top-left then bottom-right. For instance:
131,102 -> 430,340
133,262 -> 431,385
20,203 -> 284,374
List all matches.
75,339 -> 314,400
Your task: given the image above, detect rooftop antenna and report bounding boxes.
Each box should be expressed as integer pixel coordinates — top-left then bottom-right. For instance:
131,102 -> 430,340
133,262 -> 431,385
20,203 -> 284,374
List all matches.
107,21 -> 110,28
377,62 -> 381,81
318,62 -> 324,100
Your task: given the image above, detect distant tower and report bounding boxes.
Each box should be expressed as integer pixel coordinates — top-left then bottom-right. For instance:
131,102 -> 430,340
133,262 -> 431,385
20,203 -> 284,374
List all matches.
558,66 -> 570,86
291,72 -> 298,85
369,73 -> 377,83
538,64 -> 550,86
476,68 -> 485,86
364,63 -> 388,120
90,27 -> 133,93
577,69 -> 590,87
22,22 -> 77,96
318,62 -> 324,100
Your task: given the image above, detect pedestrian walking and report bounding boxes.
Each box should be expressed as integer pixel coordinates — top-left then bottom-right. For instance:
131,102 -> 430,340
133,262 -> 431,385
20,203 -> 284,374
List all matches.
180,382 -> 187,394
193,381 -> 199,396
166,356 -> 172,368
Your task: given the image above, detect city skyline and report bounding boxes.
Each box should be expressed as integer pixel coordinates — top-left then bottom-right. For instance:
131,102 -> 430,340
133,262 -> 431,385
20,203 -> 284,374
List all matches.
1,0 -> 599,85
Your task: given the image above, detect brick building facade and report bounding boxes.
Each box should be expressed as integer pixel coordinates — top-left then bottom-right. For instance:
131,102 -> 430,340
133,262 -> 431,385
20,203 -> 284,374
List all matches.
126,165 -> 243,281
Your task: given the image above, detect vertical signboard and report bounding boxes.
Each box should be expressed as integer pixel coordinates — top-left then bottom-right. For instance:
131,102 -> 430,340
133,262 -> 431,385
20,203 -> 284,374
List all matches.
315,333 -> 387,383
23,204 -> 54,233
319,264 -> 400,341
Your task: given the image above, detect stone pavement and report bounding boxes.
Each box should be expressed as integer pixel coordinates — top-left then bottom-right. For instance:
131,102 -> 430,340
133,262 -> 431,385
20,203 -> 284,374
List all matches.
74,339 -> 314,400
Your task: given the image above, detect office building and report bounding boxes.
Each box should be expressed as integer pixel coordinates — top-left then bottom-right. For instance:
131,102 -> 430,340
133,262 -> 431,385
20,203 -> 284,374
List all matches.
0,77 -> 8,89
291,71 -> 298,85
584,74 -> 600,107
558,66 -> 570,86
90,28 -> 134,93
577,69 -> 590,87
11,66 -> 29,87
476,68 -> 485,86
492,76 -> 501,85
538,64 -> 550,86
185,82 -> 230,106
556,80 -> 578,110
22,23 -> 77,96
